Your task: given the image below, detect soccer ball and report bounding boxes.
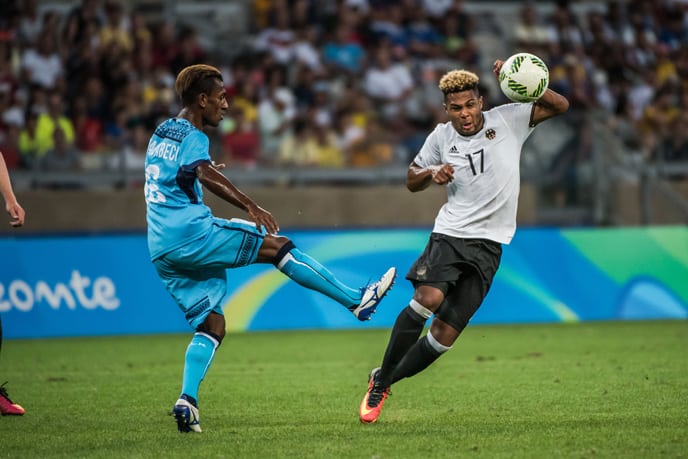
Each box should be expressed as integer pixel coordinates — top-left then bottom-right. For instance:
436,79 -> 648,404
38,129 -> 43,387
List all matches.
498,53 -> 549,102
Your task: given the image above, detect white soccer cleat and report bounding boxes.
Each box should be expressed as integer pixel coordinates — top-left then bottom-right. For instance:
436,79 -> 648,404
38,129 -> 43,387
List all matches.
350,267 -> 397,321
172,397 -> 202,433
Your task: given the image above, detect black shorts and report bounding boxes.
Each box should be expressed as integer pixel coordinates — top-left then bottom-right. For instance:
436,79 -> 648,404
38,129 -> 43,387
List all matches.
406,233 -> 502,331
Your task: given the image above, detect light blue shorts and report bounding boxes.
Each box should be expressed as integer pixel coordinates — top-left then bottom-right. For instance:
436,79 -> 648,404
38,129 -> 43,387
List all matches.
153,217 -> 265,330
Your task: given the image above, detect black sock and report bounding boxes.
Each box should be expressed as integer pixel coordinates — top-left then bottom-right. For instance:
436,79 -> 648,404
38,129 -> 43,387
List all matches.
378,306 -> 427,386
389,336 -> 442,385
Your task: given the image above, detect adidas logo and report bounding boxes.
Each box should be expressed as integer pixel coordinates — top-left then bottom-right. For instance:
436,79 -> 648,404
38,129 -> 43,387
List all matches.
449,146 -> 458,153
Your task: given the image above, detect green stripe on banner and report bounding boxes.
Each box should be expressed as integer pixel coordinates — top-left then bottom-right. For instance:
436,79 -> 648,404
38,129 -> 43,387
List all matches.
562,226 -> 688,303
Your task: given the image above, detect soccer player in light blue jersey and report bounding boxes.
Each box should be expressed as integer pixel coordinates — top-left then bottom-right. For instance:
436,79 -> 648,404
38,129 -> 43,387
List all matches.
144,64 -> 396,433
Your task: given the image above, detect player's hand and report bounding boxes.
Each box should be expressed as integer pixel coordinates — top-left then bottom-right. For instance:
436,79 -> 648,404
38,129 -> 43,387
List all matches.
493,59 -> 504,79
6,202 -> 25,227
211,160 -> 226,170
431,164 -> 455,185
247,204 -> 279,235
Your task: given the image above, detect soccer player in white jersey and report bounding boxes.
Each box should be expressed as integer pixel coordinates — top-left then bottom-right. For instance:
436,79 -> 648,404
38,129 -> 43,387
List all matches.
144,64 -> 396,433
359,60 -> 569,423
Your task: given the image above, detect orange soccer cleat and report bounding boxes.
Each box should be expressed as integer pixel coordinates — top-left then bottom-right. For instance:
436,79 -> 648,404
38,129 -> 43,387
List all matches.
359,368 -> 390,424
0,382 -> 25,416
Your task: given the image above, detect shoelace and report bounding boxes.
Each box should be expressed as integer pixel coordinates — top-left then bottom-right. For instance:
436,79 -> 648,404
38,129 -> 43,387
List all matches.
367,383 -> 390,408
0,381 -> 15,402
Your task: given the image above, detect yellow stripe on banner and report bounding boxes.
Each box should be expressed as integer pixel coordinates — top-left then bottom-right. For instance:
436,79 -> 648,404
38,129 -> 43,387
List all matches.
224,271 -> 289,332
499,265 -> 580,323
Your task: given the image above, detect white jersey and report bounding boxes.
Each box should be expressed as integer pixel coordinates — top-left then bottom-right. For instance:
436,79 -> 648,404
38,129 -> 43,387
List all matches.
413,102 -> 535,245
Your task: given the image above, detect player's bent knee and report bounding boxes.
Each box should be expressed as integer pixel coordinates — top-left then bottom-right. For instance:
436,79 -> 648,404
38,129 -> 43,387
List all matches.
257,235 -> 292,262
197,312 -> 226,343
429,318 -> 460,347
413,287 -> 445,311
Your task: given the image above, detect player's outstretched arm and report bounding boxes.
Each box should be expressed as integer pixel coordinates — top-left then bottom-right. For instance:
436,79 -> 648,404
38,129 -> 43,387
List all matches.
0,152 -> 25,227
406,162 -> 454,192
196,161 -> 279,234
531,88 -> 569,125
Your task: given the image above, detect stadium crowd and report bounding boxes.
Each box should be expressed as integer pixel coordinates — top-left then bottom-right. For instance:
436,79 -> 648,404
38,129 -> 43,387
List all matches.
0,0 -> 686,191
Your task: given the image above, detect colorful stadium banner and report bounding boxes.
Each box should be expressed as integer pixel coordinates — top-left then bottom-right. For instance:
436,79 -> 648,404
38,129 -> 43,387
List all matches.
0,227 -> 686,339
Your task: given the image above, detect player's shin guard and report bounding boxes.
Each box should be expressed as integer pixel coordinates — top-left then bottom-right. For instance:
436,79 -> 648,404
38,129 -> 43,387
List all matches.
181,332 -> 220,402
378,301 -> 432,386
389,330 -> 451,385
275,242 -> 360,307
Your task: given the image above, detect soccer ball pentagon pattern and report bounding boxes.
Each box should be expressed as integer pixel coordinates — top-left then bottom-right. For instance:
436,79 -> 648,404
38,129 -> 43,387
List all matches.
499,52 -> 549,103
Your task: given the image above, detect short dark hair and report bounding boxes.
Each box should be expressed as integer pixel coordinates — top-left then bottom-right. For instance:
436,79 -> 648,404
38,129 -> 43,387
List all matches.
175,64 -> 223,106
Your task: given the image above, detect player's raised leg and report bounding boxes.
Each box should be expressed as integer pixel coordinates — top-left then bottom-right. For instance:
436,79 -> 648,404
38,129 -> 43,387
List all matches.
272,240 -> 397,321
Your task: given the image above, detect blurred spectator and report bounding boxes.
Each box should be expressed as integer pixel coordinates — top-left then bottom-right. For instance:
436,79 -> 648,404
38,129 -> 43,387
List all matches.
230,80 -> 260,124
322,24 -> 366,76
258,86 -> 296,165
637,85 -> 680,157
107,122 -> 147,174
63,0 -> 103,49
657,5 -> 687,51
367,4 -> 409,58
20,29 -> 64,91
129,8 -> 152,52
438,0 -> 479,66
34,92 -> 75,158
0,44 -> 18,105
363,44 -> 414,121
335,109 -> 365,160
0,123 -> 22,170
64,17 -> 101,102
419,0 -> 455,21
661,110 -> 688,167
41,127 -> 80,173
253,11 -> 296,66
99,0 -> 133,54
278,117 -> 317,166
405,8 -> 443,60
72,95 -> 103,153
16,0 -> 42,48
251,0 -> 273,32
221,108 -> 260,168
292,25 -> 324,74
548,0 -> 584,54
18,111 -> 39,167
311,123 -> 345,168
514,3 -> 552,52
348,116 -> 394,167
150,21 -> 177,70
169,26 -> 206,76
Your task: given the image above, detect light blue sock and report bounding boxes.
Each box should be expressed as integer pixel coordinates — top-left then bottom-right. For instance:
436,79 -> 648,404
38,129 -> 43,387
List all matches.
181,332 -> 219,403
276,247 -> 361,308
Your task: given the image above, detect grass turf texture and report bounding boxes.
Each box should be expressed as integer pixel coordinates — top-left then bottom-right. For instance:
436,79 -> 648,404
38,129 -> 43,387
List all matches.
1,320 -> 686,459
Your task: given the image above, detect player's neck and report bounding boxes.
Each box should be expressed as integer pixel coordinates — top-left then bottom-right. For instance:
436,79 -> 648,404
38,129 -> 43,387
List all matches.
177,108 -> 203,130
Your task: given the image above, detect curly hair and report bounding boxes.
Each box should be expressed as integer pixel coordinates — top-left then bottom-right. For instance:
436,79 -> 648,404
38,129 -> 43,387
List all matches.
438,70 -> 480,96
175,64 -> 223,106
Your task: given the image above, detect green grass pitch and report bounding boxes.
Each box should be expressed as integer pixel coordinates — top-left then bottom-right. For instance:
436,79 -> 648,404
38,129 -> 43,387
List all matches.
1,320 -> 686,458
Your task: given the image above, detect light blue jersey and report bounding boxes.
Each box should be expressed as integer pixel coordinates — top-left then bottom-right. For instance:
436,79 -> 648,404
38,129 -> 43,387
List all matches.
145,118 -> 213,260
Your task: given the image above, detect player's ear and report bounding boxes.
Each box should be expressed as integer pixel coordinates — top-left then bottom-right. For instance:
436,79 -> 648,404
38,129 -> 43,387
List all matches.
198,93 -> 208,108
